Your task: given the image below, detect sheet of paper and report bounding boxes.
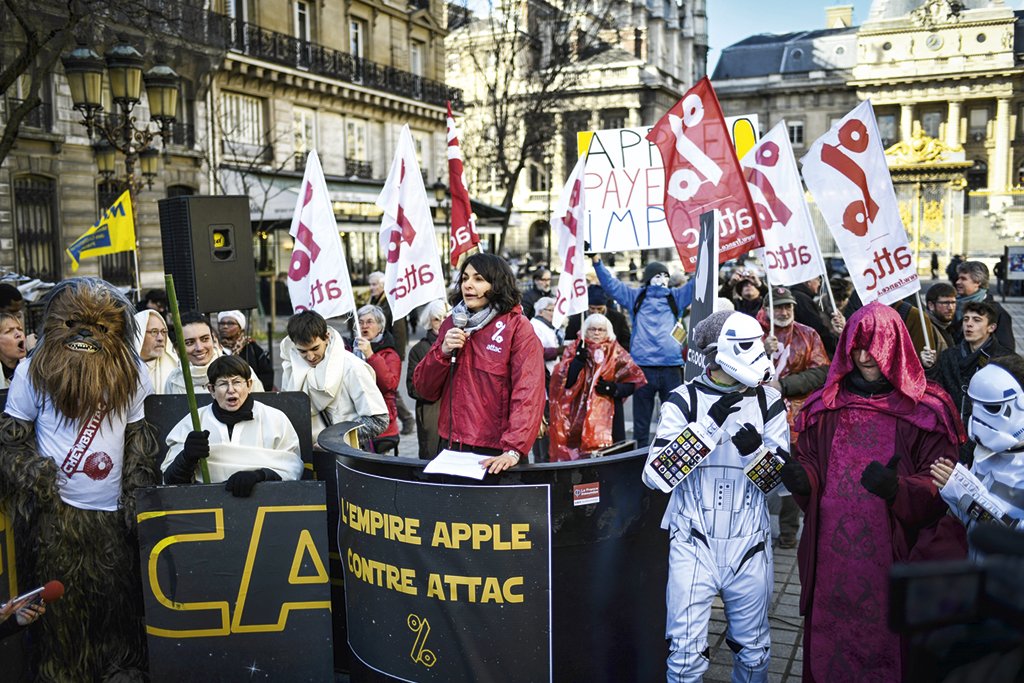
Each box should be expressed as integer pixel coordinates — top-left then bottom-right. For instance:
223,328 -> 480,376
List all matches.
423,449 -> 489,480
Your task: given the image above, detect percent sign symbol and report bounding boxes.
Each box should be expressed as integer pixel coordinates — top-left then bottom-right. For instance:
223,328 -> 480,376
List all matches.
407,614 -> 437,668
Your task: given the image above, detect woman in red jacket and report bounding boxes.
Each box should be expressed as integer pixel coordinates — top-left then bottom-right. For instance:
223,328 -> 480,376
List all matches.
356,305 -> 401,454
412,253 -> 545,474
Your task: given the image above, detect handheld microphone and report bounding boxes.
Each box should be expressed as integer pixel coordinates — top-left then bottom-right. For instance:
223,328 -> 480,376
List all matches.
3,580 -> 64,610
451,311 -> 469,364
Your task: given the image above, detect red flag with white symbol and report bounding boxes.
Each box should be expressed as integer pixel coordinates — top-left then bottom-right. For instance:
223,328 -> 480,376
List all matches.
287,149 -> 357,318
446,102 -> 480,267
647,77 -> 763,272
551,155 -> 588,329
376,125 -> 446,320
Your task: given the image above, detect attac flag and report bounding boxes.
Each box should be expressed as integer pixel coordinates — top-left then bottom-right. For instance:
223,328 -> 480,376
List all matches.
447,101 -> 480,267
551,154 -> 588,329
741,121 -> 826,287
647,77 -> 763,272
67,189 -> 136,271
287,149 -> 357,318
376,125 -> 446,320
800,100 -> 919,305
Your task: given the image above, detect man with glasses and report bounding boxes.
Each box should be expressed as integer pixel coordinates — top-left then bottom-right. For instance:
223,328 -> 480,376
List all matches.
924,283 -> 957,350
133,310 -> 177,392
520,268 -> 552,320
162,355 -> 302,496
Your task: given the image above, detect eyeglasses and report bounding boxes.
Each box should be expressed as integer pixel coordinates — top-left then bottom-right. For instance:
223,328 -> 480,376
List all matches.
146,328 -> 167,337
212,378 -> 248,391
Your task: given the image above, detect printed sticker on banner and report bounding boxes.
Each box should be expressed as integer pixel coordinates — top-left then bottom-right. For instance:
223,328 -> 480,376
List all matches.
572,483 -> 600,507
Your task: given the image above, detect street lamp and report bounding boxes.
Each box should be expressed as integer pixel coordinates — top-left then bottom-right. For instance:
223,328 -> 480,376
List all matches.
62,42 -> 180,193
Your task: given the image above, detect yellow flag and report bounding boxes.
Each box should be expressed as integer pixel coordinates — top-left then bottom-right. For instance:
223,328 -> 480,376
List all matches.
66,190 -> 136,271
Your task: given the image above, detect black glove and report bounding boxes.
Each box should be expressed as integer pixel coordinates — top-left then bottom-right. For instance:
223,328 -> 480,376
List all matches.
594,379 -> 617,397
731,422 -> 762,456
861,455 -> 901,501
182,430 -> 210,464
225,469 -> 268,497
779,451 -> 811,496
566,343 -> 588,388
708,392 -> 744,427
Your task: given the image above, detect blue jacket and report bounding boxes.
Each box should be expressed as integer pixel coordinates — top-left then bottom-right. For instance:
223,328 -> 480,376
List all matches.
595,260 -> 693,367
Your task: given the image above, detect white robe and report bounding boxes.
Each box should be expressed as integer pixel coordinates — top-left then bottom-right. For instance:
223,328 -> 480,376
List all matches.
133,310 -> 179,393
280,327 -> 387,441
164,402 -> 303,483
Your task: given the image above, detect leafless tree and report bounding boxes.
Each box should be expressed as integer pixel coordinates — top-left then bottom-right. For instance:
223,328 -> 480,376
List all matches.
450,0 -> 616,252
0,0 -> 226,165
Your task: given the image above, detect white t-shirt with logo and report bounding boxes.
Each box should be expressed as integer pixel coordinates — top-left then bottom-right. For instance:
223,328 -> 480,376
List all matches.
4,359 -> 152,511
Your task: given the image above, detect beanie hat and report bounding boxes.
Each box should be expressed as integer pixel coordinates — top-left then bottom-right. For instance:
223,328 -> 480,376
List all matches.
692,310 -> 735,371
587,285 -> 606,306
218,310 -> 246,330
642,261 -> 670,285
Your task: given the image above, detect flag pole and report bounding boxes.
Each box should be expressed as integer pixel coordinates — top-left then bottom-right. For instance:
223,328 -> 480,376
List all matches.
165,274 -> 211,484
131,245 -> 142,303
914,290 -> 932,351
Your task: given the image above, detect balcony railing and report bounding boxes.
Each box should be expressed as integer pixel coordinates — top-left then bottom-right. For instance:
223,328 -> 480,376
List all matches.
7,99 -> 52,131
224,19 -> 463,108
346,158 -> 373,178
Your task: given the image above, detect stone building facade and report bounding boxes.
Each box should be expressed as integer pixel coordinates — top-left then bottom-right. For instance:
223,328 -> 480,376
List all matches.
712,0 -> 1024,263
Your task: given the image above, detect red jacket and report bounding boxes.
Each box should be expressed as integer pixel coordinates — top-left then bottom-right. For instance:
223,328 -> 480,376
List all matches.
412,306 -> 545,456
367,344 -> 401,439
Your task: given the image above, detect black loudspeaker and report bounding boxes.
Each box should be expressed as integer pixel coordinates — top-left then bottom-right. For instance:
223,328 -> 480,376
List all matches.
157,195 -> 257,313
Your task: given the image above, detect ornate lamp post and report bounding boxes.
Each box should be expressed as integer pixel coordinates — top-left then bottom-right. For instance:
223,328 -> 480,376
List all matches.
62,42 -> 180,292
62,43 -> 180,193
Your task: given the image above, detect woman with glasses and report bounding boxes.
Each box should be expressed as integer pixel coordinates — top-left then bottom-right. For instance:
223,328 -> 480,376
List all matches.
162,355 -> 302,496
548,314 -> 646,461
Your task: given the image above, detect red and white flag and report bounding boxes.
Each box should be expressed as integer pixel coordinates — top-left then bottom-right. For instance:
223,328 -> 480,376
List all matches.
741,121 -> 826,287
800,100 -> 919,305
647,77 -> 763,272
446,102 -> 480,267
287,149 -> 357,318
551,155 -> 588,329
376,125 -> 446,320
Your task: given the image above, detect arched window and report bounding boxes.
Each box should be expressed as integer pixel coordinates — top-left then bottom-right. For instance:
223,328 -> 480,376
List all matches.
13,175 -> 60,281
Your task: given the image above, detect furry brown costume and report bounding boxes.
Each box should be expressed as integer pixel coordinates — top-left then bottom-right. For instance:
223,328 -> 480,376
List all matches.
0,278 -> 159,682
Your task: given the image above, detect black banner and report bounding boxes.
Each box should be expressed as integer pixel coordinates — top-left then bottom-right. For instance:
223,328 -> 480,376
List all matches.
338,464 -> 552,682
136,481 -> 334,682
685,210 -> 720,382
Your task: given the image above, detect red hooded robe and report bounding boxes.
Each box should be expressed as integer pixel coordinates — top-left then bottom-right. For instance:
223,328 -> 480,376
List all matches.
791,302 -> 966,682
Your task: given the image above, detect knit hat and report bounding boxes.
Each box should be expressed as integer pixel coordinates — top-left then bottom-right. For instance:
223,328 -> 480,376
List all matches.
691,310 -> 735,371
642,261 -> 670,285
587,285 -> 606,306
218,310 -> 246,330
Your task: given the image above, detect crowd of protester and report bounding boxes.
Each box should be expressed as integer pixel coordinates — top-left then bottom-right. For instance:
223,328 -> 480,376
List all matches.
0,250 -> 1021,681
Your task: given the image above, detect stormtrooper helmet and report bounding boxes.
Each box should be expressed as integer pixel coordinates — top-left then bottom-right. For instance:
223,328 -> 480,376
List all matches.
968,364 -> 1024,456
714,312 -> 774,387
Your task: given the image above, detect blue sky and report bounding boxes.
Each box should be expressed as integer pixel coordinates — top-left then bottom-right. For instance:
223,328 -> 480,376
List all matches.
707,1 -> 1024,72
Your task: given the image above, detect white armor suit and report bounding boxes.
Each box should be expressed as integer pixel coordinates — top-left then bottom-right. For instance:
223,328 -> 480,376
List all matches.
940,362 -> 1024,551
643,311 -> 790,683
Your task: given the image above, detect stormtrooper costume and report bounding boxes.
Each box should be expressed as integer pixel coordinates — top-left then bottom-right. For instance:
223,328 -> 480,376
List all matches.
940,362 -> 1024,551
644,311 -> 790,683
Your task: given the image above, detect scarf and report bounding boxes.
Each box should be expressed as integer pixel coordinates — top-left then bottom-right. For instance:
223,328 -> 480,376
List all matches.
844,367 -> 895,398
955,289 -> 988,320
211,394 -> 255,438
451,301 -> 498,334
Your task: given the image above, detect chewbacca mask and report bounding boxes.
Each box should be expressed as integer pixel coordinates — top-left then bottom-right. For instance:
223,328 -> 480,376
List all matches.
29,277 -> 140,424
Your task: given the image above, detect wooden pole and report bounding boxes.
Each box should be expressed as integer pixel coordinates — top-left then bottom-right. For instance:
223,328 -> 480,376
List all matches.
165,274 -> 210,484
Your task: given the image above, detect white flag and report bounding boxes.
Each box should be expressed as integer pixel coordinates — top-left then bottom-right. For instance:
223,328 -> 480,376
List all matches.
286,150 -> 357,318
800,100 -> 919,305
376,125 -> 446,320
551,155 -> 588,329
741,121 -> 826,287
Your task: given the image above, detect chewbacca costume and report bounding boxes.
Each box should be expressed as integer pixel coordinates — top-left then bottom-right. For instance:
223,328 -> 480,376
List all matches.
0,278 -> 159,682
